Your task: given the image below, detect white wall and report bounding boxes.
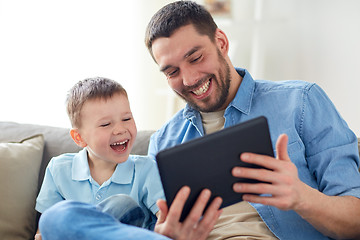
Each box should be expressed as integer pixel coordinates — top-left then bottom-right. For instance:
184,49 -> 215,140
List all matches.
1,0 -> 359,136
222,0 -> 360,136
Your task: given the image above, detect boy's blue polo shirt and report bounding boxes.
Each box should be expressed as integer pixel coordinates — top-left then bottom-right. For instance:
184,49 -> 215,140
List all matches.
148,68 -> 360,239
36,148 -> 164,229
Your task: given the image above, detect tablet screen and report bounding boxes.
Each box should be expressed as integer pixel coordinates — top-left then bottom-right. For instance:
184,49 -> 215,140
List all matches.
155,116 -> 274,221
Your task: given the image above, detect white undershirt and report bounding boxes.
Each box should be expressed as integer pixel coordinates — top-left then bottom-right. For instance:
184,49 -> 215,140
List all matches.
200,110 -> 277,239
200,110 -> 225,135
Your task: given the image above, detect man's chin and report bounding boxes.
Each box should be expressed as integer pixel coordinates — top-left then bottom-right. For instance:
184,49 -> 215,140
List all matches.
187,101 -> 222,112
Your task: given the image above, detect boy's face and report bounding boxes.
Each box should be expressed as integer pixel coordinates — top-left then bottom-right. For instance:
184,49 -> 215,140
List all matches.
75,93 -> 137,165
151,24 -> 231,112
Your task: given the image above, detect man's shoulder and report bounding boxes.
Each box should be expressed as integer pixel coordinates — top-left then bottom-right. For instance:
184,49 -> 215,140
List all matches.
254,79 -> 315,92
153,108 -> 189,137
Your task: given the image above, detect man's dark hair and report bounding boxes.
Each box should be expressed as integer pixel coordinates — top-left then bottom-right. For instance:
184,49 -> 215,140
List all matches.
145,1 -> 218,60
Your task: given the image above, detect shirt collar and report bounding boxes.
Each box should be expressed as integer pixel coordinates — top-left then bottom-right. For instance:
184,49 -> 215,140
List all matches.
110,157 -> 134,184
72,148 -> 91,181
227,68 -> 255,115
183,67 -> 255,118
72,148 -> 134,184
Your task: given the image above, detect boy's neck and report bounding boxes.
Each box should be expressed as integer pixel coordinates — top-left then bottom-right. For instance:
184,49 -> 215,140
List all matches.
88,158 -> 117,186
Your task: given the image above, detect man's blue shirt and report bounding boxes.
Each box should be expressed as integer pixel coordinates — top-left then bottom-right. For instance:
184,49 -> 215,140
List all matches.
36,148 -> 164,229
148,68 -> 360,239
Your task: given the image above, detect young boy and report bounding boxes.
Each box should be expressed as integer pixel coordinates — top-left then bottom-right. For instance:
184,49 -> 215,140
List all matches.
35,77 -> 164,239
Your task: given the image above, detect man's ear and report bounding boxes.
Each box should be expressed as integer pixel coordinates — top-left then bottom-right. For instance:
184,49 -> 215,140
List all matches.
215,28 -> 229,55
70,128 -> 87,148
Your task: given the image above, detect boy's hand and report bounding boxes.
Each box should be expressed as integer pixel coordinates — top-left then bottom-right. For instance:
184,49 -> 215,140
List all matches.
154,186 -> 222,240
34,233 -> 42,240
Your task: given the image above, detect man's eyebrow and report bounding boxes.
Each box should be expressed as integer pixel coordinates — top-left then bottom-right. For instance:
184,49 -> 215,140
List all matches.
159,46 -> 201,73
160,65 -> 172,73
184,46 -> 201,59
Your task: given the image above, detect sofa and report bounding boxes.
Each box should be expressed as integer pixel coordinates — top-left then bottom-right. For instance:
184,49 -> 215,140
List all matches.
0,121 -> 154,240
0,121 -> 359,240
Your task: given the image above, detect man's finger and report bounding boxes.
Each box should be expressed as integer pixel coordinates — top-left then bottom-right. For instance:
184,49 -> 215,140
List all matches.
196,196 -> 223,237
156,199 -> 168,224
167,186 -> 191,222
182,189 -> 212,231
276,134 -> 290,161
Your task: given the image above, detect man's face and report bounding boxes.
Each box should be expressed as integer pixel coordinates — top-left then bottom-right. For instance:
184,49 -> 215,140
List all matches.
151,24 -> 231,112
76,93 -> 137,166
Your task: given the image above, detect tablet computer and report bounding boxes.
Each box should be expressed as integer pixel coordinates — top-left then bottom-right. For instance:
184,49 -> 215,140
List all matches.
155,116 -> 274,222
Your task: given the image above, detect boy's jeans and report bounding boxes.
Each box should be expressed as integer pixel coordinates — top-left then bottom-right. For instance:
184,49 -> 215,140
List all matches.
39,194 -> 169,240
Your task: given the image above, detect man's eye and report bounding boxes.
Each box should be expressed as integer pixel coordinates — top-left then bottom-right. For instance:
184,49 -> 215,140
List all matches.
190,55 -> 202,63
167,69 -> 179,77
123,118 -> 131,121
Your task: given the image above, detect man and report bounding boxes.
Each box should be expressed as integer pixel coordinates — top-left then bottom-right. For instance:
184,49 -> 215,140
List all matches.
38,1 -> 360,240
145,1 -> 360,239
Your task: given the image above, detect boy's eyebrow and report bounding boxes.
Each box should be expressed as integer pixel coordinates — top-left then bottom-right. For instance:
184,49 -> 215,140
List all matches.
159,46 -> 201,73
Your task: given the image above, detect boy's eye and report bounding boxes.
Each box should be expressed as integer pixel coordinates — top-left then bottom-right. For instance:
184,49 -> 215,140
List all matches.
100,123 -> 110,127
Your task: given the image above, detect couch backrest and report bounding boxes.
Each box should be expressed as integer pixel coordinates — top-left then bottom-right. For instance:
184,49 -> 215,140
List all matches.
1,121 -> 359,185
0,121 -> 154,189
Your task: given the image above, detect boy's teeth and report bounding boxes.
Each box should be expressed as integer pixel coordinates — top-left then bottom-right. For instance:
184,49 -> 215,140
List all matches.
193,80 -> 210,96
111,140 -> 128,146
110,140 -> 128,152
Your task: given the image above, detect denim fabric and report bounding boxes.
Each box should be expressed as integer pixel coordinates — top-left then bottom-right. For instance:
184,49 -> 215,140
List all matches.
148,68 -> 360,240
97,194 -> 145,228
39,200 -> 169,240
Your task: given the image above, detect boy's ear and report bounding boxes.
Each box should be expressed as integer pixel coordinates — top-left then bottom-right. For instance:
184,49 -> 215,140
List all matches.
70,128 -> 87,148
215,28 -> 229,56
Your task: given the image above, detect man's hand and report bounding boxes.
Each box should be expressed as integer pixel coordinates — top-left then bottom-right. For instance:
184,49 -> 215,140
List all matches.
154,186 -> 223,240
231,134 -> 307,211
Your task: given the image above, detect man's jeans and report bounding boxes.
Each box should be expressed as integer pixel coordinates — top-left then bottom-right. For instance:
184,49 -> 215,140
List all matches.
39,194 -> 170,240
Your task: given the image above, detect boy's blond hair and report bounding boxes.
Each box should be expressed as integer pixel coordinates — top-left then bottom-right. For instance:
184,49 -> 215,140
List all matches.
66,77 -> 127,128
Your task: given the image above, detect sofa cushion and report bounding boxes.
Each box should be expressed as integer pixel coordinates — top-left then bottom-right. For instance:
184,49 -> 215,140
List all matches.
0,135 -> 44,240
0,122 -> 82,188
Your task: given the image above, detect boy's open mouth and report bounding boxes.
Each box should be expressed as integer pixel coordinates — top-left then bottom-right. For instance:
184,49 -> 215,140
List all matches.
110,139 -> 129,152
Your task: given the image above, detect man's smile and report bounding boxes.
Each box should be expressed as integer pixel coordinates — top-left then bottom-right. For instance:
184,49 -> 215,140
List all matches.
192,79 -> 211,96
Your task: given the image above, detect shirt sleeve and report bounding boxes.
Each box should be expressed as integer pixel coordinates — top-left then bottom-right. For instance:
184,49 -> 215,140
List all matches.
147,131 -> 159,160
141,159 -> 165,215
35,159 -> 64,213
301,84 -> 360,197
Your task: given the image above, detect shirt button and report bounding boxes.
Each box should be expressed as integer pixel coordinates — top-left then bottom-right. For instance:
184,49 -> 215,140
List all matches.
96,195 -> 101,200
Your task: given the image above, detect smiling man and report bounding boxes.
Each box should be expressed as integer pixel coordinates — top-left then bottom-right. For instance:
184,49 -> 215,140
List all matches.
152,24 -> 236,113
145,1 -> 360,239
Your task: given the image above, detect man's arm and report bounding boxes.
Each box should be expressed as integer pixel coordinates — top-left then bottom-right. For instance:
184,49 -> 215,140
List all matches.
232,134 -> 360,239
154,186 -> 223,240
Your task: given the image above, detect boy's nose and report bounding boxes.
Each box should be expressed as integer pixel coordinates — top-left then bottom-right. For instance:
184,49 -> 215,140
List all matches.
113,125 -> 126,135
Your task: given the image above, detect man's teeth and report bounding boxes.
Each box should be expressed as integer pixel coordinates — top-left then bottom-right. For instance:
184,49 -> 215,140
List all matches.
192,81 -> 210,96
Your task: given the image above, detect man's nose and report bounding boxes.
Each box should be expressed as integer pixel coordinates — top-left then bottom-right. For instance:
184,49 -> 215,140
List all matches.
182,68 -> 201,87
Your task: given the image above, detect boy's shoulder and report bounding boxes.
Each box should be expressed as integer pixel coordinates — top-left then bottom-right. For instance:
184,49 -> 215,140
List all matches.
128,154 -> 155,164
127,154 -> 157,170
48,149 -> 85,168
